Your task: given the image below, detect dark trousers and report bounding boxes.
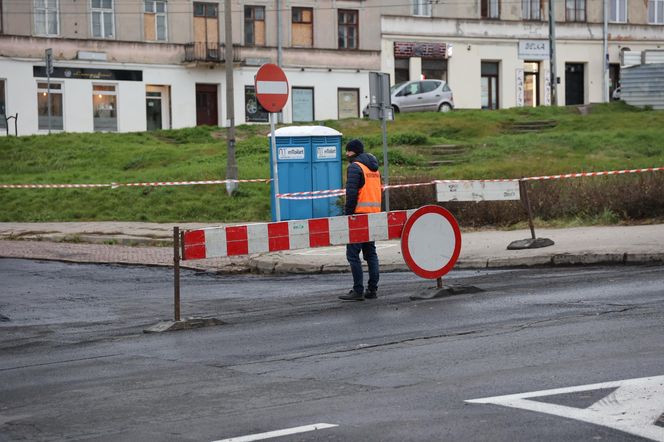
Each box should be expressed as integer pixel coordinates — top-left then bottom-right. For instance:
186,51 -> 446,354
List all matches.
346,241 -> 379,294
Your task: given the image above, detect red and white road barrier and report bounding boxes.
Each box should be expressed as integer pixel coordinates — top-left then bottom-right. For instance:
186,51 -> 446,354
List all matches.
182,210 -> 415,260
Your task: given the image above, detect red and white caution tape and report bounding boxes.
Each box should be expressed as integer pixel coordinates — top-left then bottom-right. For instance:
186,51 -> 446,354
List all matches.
2,167 -> 662,193
0,178 -> 271,189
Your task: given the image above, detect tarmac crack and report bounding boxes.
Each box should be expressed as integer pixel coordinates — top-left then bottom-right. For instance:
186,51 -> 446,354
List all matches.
0,353 -> 123,372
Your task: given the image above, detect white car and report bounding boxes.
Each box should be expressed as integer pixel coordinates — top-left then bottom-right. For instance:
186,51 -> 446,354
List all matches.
363,79 -> 455,117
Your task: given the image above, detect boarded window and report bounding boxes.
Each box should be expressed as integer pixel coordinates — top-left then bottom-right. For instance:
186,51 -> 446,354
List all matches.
244,5 -> 265,46
338,88 -> 359,119
292,7 -> 312,47
144,1 -> 167,41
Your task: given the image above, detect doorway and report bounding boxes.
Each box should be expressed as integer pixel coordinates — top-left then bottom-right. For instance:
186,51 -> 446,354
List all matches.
565,63 -> 585,105
196,83 -> 218,126
524,61 -> 540,107
481,61 -> 499,109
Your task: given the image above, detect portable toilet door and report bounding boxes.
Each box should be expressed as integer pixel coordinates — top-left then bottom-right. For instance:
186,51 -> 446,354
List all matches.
311,132 -> 343,218
269,126 -> 343,221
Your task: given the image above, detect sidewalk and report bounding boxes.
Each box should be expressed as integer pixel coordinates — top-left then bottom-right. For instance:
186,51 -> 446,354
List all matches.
1,222 -> 663,274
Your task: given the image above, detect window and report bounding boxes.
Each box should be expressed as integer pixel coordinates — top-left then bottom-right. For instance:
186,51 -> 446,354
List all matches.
292,87 -> 314,122
565,0 -> 586,22
394,59 -> 409,83
194,2 -> 217,17
144,1 -> 167,41
481,0 -> 499,19
35,0 -> 59,36
37,82 -> 63,130
93,84 -> 117,131
245,86 -> 268,122
609,0 -> 627,22
338,88 -> 359,119
244,5 -> 265,46
292,7 -> 313,47
338,9 -> 358,49
522,0 -> 541,20
91,0 -> 114,38
412,0 -> 431,17
649,0 -> 664,24
422,59 -> 447,81
0,79 -> 6,130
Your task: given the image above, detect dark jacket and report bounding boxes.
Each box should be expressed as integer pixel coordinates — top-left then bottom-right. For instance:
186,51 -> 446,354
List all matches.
344,152 -> 379,215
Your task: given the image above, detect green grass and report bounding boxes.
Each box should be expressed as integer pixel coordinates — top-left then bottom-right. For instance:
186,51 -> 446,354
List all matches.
1,102 -> 663,223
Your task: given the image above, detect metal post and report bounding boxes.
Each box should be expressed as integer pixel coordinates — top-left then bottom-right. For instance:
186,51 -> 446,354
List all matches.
276,0 -> 282,67
603,0 -> 609,102
436,277 -> 443,289
270,112 -> 281,221
224,0 -> 238,195
381,110 -> 390,212
548,0 -> 558,106
519,180 -> 537,240
173,226 -> 181,322
46,52 -> 52,134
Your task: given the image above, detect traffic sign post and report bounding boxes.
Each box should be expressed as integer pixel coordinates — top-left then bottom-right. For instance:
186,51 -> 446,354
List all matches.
255,63 -> 289,222
400,205 -> 470,300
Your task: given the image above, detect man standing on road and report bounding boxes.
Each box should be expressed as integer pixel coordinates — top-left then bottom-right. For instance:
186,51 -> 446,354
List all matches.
339,139 -> 382,301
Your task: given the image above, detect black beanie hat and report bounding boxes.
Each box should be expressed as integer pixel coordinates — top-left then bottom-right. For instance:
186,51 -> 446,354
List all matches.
346,139 -> 364,155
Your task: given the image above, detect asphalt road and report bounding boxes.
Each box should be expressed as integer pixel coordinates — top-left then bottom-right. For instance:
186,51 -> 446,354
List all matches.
1,259 -> 663,441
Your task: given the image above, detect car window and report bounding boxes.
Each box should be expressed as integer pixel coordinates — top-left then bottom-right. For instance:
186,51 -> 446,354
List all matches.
391,82 -> 406,94
442,83 -> 451,92
397,82 -> 420,97
420,81 -> 440,93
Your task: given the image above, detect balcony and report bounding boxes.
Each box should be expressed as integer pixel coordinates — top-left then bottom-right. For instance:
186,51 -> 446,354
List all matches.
184,42 -> 242,63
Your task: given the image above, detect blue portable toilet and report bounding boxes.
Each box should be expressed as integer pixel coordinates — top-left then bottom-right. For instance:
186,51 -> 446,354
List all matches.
269,126 -> 343,221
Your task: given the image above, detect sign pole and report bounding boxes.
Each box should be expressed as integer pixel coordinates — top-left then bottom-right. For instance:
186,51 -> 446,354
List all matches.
45,48 -> 53,135
381,110 -> 390,212
270,112 -> 281,222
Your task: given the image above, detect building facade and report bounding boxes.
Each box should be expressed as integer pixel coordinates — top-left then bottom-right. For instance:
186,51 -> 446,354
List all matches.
0,0 -> 663,136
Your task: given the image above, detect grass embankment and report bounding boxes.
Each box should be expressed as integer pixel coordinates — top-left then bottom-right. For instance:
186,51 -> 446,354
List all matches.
1,102 -> 663,225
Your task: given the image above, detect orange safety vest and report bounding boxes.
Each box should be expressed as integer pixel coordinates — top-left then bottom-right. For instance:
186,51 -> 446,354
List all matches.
355,162 -> 382,213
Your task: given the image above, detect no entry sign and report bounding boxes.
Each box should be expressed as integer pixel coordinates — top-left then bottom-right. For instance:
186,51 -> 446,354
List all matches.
255,63 -> 289,113
401,205 -> 461,279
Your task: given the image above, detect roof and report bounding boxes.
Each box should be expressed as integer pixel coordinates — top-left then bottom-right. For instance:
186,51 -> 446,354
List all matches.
269,126 -> 342,137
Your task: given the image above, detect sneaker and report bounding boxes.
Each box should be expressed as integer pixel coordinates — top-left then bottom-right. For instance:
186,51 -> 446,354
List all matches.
365,290 -> 378,299
339,289 -> 364,301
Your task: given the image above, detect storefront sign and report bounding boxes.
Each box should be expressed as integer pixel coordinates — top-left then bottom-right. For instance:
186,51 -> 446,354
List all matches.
518,40 -> 549,60
33,66 -> 143,81
515,68 -> 525,107
394,42 -> 449,59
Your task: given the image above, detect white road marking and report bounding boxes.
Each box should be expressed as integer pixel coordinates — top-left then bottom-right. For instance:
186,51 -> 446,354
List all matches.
466,375 -> 664,441
212,423 -> 338,442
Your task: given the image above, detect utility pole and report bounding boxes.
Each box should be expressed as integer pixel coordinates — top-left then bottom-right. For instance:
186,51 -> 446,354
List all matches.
603,0 -> 609,102
224,0 -> 238,195
548,0 -> 558,106
276,0 -> 282,67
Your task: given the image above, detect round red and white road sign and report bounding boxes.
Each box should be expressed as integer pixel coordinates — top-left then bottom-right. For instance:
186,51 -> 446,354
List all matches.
401,205 -> 462,279
254,63 -> 289,113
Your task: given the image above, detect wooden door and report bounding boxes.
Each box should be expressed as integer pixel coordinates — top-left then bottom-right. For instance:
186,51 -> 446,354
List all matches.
196,84 -> 218,126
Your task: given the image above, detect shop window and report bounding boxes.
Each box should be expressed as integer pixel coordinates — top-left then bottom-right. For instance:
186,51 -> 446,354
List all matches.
244,5 -> 265,46
292,87 -> 314,122
0,80 -> 6,130
481,0 -> 500,19
338,9 -> 358,49
37,82 -> 63,130
292,7 -> 313,47
394,59 -> 410,84
338,88 -> 359,119
412,0 -> 431,17
522,0 -> 541,20
649,0 -> 664,24
93,84 -> 117,131
565,0 -> 586,22
422,59 -> 447,81
144,0 -> 167,41
35,0 -> 59,36
91,0 -> 114,38
245,86 -> 268,123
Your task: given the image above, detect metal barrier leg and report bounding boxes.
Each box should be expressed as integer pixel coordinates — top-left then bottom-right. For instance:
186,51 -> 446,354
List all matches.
173,226 -> 181,322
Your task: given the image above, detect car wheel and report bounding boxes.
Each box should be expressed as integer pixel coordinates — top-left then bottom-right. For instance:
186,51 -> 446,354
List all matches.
438,103 -> 452,112
392,105 -> 400,113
